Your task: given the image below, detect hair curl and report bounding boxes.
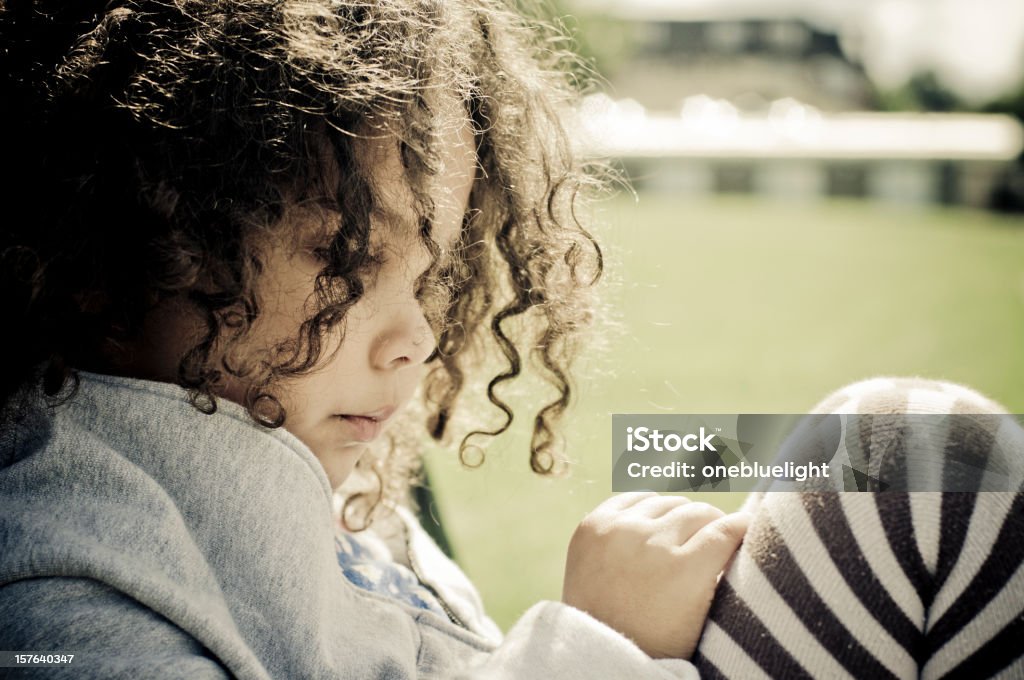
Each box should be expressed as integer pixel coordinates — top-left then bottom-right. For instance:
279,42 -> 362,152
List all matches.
0,0 -> 606,528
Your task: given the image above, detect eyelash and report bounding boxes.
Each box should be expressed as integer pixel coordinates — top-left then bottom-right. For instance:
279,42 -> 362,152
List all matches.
307,244 -> 457,308
309,246 -> 331,262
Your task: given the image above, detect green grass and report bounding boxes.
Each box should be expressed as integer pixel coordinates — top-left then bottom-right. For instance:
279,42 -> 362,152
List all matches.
421,194 -> 1024,631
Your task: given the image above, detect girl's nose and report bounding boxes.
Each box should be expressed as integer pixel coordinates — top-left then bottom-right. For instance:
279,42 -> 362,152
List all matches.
370,303 -> 436,370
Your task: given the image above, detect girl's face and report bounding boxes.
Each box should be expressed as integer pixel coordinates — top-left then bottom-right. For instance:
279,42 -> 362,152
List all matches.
223,117 -> 475,491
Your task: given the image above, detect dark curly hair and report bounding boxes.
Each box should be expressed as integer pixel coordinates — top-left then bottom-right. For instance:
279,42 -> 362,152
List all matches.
0,0 -> 605,527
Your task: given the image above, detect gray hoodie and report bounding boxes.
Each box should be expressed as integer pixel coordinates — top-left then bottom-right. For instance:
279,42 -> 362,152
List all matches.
0,371 -> 698,679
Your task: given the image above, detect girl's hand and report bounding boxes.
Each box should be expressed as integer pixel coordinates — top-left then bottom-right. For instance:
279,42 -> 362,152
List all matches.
561,492 -> 751,660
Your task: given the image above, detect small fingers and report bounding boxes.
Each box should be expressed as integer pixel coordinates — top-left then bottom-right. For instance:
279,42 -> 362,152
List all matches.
631,495 -> 692,519
682,511 -> 753,578
658,501 -> 726,544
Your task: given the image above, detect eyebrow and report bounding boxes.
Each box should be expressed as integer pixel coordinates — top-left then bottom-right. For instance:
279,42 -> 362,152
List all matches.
371,204 -> 465,253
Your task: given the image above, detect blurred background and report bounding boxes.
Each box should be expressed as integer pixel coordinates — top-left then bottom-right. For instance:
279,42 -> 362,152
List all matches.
422,0 -> 1024,630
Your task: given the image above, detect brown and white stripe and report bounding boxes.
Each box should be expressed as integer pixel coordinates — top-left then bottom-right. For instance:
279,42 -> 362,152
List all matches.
693,377 -> 1024,679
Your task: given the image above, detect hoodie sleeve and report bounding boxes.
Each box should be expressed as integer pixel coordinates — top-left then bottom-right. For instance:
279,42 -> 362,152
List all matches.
0,577 -> 230,680
454,600 -> 700,680
0,577 -> 700,680
392,506 -> 701,679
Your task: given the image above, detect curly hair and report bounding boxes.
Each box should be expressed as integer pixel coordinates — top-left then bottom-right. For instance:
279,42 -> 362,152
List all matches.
0,0 -> 605,528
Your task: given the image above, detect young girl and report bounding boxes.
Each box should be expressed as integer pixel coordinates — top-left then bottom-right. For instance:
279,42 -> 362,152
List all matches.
2,2 -> 1021,679
0,1 -> 746,677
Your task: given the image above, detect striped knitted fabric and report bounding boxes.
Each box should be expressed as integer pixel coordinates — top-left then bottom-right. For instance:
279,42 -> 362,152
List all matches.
693,377 -> 1024,679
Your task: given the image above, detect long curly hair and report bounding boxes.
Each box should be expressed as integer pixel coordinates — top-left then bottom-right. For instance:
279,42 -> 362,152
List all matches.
0,0 -> 606,528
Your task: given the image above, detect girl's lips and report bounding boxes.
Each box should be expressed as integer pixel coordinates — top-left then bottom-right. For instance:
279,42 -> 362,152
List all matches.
337,414 -> 383,442
335,405 -> 396,442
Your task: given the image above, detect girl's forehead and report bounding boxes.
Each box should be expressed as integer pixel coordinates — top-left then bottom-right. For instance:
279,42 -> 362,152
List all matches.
429,112 -> 477,250
283,90 -> 476,253
360,110 -> 476,252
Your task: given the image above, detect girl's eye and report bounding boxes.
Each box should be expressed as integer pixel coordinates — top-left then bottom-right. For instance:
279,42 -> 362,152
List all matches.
309,246 -> 331,262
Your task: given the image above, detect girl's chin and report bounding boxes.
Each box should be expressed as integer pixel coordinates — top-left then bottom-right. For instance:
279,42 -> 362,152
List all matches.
320,444 -> 369,491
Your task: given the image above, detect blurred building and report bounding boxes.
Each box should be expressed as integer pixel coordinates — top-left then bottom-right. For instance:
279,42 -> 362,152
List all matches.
574,0 -> 872,113
576,99 -> 1023,207
569,0 -> 1024,208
